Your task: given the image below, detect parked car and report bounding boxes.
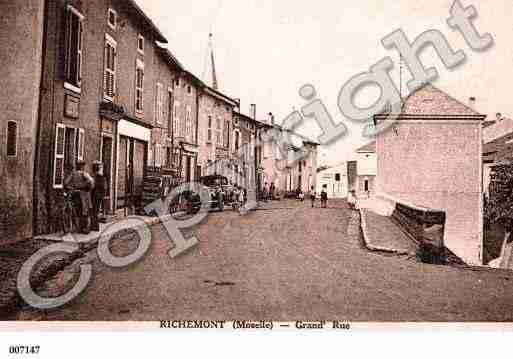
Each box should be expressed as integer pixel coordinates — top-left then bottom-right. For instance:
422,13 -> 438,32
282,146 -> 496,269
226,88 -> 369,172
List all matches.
188,175 -> 235,213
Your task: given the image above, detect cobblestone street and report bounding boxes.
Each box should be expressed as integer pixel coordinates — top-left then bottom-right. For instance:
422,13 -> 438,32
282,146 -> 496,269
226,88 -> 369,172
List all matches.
11,200 -> 513,322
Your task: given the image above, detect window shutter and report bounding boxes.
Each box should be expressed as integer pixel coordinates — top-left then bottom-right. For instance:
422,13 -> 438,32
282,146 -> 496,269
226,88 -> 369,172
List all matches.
77,128 -> 85,161
77,20 -> 83,85
54,124 -> 66,188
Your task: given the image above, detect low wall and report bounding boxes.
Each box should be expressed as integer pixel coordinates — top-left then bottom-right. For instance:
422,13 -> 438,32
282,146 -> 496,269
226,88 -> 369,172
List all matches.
378,193 -> 464,265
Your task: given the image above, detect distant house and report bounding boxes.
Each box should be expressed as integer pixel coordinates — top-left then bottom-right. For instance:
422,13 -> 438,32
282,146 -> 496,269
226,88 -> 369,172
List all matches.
374,84 -> 486,265
316,163 -> 348,198
482,116 -> 513,198
355,141 -> 377,196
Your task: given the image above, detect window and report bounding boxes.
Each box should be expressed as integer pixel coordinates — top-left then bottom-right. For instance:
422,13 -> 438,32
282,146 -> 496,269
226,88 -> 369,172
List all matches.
215,118 -> 222,146
154,144 -> 162,167
107,8 -> 117,30
174,78 -> 180,88
6,121 -> 17,157
137,34 -> 144,54
207,116 -> 212,143
103,34 -> 117,100
135,59 -> 144,113
224,120 -> 230,148
335,173 -> 341,182
185,106 -> 192,139
187,85 -> 192,94
155,82 -> 164,124
65,5 -> 84,90
53,124 -> 84,188
234,131 -> 240,152
173,102 -> 180,137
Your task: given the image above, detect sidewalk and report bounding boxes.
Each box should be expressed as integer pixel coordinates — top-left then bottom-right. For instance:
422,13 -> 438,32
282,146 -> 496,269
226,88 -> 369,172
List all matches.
360,208 -> 418,256
0,213 -> 181,318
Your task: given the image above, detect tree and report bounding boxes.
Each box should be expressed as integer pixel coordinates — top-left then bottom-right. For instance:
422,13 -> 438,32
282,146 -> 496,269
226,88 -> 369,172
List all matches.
485,162 -> 513,232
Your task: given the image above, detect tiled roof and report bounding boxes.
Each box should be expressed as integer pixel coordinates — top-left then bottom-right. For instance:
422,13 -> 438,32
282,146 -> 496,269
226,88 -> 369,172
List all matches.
375,84 -> 485,118
356,141 -> 376,153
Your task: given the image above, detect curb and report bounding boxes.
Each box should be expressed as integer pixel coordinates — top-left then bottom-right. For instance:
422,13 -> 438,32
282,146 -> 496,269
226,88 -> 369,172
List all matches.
359,208 -> 412,256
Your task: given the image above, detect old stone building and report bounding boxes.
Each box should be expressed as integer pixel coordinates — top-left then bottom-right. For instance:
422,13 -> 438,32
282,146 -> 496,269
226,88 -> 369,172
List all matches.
0,0 -> 45,243
374,85 -> 485,265
198,87 -> 238,177
34,0 -> 171,234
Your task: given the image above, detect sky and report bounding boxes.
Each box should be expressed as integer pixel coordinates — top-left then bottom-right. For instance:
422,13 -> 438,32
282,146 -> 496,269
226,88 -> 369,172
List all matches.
135,0 -> 513,166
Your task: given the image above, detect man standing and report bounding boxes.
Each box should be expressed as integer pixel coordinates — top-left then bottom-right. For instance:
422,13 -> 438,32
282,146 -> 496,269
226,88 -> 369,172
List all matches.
321,186 -> 328,208
91,161 -> 107,232
64,160 -> 94,234
309,186 -> 316,208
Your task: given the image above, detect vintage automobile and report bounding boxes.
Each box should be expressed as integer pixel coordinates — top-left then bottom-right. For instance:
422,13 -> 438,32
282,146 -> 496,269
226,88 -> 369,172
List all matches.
187,175 -> 235,213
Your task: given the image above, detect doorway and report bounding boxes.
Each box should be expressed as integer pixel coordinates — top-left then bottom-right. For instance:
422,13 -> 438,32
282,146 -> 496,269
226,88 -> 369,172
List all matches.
101,135 -> 113,214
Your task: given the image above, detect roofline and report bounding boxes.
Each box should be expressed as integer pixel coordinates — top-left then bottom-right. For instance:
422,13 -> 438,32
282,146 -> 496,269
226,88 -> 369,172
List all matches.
127,0 -> 168,43
156,45 -> 184,72
204,87 -> 238,107
234,111 -> 260,124
183,70 -> 206,88
374,114 -> 486,120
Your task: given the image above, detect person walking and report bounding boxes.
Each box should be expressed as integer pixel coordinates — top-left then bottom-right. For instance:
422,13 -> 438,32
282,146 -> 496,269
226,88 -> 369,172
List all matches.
270,182 -> 275,201
262,182 -> 269,202
321,187 -> 328,208
90,161 -> 107,232
309,186 -> 316,208
64,160 -> 94,234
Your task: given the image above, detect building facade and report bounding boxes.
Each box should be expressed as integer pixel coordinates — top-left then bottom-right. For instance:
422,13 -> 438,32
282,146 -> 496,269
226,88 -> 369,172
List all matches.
355,141 -> 376,197
375,85 -> 485,265
316,163 -> 348,199
0,0 -> 46,243
34,0 -> 174,234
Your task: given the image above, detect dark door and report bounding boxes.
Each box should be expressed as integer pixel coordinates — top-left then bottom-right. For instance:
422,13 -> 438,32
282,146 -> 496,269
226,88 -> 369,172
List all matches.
185,156 -> 192,183
101,136 -> 113,213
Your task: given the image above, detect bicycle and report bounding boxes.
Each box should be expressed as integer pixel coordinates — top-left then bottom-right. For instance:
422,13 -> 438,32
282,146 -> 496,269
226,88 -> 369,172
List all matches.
61,190 -> 79,234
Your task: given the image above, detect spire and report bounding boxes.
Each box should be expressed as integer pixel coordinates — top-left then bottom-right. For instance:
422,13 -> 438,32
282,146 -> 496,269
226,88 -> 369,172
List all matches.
209,33 -> 218,90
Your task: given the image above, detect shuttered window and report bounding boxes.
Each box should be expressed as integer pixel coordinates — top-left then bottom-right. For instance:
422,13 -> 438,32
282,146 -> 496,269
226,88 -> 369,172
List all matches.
173,102 -> 180,137
135,60 -> 144,112
65,6 -> 83,89
104,34 -> 117,100
77,128 -> 85,161
155,82 -> 164,124
185,106 -> 192,138
53,124 -> 66,188
207,116 -> 212,143
6,121 -> 17,157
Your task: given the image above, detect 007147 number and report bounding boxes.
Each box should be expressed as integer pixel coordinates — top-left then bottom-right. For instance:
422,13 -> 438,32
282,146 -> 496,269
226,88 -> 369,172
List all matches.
9,346 -> 40,355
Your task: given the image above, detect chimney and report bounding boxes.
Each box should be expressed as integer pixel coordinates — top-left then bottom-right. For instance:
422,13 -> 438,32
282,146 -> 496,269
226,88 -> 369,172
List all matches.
250,104 -> 256,120
268,112 -> 275,125
468,97 -> 476,109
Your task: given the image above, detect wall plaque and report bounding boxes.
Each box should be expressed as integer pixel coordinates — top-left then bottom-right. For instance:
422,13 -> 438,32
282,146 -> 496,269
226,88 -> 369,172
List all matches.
64,94 -> 80,119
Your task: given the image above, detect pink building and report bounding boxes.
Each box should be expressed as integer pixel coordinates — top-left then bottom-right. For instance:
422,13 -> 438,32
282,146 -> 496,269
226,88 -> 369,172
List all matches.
375,85 -> 485,265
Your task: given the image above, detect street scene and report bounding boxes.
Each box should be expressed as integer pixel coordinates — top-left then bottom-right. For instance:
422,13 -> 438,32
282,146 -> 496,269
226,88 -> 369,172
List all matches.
2,0 -> 513,328
9,199 -> 513,322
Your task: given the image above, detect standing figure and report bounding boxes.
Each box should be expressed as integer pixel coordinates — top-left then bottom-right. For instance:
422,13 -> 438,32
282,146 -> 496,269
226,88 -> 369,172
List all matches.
309,186 -> 316,208
321,187 -> 328,208
91,161 -> 107,232
64,160 -> 94,234
262,182 -> 269,202
270,182 -> 275,200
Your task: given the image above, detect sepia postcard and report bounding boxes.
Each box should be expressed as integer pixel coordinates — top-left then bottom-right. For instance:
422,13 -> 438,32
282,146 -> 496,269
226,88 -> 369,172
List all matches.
1,0 -> 513,356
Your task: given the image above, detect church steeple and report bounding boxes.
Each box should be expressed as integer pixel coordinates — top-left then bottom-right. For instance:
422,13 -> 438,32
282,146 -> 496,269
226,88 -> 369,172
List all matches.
209,33 -> 218,90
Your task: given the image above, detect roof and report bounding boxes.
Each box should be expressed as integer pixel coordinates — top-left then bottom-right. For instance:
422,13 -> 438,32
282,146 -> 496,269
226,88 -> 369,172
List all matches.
483,117 -> 513,144
356,141 -> 376,153
126,0 -> 168,43
374,84 -> 485,119
156,45 -> 184,71
204,87 -> 238,107
234,111 -> 260,124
